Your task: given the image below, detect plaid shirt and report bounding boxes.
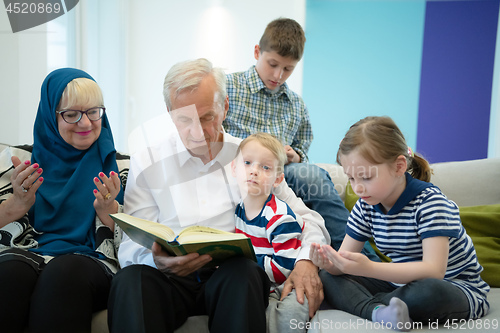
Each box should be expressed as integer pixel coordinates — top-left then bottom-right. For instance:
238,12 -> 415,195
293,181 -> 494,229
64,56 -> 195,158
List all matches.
223,66 -> 313,162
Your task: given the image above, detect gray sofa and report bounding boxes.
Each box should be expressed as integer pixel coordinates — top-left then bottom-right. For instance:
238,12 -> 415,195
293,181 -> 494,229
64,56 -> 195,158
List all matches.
165,158 -> 500,333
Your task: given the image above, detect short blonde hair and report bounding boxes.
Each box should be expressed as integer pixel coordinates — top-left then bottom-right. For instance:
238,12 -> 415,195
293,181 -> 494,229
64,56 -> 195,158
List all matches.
239,132 -> 287,173
57,78 -> 103,110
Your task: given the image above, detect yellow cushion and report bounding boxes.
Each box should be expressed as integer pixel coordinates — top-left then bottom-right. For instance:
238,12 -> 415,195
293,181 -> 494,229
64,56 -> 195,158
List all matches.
344,181 -> 359,212
458,204 -> 500,287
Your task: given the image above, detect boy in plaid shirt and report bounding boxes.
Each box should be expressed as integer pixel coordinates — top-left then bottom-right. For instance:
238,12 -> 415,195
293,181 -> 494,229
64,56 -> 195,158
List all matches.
224,18 -> 379,269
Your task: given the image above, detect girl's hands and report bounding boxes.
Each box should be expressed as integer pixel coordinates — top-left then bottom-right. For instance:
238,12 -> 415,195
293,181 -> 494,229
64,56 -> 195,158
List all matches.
322,245 -> 372,276
309,242 -> 373,277
309,243 -> 333,270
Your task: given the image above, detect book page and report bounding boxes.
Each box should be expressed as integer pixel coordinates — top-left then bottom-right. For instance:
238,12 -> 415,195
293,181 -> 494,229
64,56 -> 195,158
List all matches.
112,213 -> 176,241
177,225 -> 247,244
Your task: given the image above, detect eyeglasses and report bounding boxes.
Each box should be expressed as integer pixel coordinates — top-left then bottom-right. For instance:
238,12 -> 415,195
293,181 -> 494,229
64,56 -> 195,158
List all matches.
56,107 -> 106,124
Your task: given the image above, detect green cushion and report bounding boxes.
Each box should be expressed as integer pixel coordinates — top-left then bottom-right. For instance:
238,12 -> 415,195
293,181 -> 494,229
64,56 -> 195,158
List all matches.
344,181 -> 359,212
344,184 -> 500,286
459,204 -> 500,287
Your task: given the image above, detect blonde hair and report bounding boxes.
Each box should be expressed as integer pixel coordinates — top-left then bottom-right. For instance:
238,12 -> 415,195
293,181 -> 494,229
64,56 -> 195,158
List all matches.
57,78 -> 103,110
259,18 -> 306,60
163,58 -> 226,111
239,133 -> 287,174
337,116 -> 432,182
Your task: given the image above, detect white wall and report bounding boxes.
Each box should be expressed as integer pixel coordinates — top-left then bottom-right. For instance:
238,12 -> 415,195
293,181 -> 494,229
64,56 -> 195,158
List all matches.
77,0 -> 128,152
124,0 -> 306,153
0,0 -> 127,150
0,0 -> 305,153
0,8 -> 48,146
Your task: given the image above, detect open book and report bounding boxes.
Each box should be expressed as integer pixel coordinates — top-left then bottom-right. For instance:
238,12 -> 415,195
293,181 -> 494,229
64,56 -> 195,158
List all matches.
110,213 -> 256,266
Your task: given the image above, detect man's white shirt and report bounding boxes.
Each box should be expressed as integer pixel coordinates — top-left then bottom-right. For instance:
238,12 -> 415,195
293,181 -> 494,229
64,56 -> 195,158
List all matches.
119,130 -> 329,269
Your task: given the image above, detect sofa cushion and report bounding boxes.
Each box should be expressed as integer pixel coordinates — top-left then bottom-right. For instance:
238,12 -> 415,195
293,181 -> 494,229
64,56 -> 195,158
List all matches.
459,204 -> 500,288
344,181 -> 358,212
431,158 -> 500,206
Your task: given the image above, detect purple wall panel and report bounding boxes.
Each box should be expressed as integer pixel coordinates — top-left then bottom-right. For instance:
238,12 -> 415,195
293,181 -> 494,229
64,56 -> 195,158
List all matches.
417,0 -> 499,163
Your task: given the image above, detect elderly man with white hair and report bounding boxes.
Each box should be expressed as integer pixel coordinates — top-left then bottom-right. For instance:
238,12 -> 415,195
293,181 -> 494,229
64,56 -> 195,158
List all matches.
107,58 -> 330,333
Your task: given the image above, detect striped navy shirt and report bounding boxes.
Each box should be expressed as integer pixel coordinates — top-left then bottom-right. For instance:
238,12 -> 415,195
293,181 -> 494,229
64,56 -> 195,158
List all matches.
224,66 -> 313,162
347,173 -> 490,319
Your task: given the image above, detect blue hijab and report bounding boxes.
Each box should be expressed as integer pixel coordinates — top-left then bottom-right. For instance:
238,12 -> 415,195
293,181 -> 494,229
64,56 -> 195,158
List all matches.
29,68 -> 123,257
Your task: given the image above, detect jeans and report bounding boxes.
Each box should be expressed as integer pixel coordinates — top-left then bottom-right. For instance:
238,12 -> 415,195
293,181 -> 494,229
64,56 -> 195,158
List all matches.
319,270 -> 470,323
284,163 -> 379,261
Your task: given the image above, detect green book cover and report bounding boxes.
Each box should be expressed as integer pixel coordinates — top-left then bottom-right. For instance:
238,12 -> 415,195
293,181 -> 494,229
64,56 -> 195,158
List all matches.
110,213 -> 256,266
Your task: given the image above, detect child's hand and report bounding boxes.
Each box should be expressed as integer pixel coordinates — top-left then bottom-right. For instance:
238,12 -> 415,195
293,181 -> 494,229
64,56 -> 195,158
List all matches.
309,243 -> 335,272
284,145 -> 300,164
321,245 -> 372,276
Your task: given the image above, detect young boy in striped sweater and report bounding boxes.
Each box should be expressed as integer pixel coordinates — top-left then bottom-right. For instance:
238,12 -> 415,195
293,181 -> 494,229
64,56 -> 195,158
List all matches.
232,132 -> 307,331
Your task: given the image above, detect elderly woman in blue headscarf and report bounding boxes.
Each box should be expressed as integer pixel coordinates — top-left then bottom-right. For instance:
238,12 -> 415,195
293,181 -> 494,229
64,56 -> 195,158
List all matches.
0,68 -> 128,332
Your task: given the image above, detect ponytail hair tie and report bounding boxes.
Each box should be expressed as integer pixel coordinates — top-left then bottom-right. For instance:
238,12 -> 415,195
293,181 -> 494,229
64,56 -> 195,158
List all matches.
407,146 -> 414,157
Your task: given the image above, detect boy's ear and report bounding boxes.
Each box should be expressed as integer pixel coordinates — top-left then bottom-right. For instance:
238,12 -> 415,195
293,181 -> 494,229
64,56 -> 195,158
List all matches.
254,45 -> 261,60
395,155 -> 407,176
273,172 -> 285,187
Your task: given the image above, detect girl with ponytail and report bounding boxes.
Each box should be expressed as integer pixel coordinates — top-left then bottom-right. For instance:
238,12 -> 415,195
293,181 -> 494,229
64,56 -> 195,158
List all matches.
311,116 -> 489,331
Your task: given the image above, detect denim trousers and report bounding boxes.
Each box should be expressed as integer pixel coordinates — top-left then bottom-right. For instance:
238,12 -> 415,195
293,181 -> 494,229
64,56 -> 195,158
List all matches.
319,270 -> 470,323
284,163 -> 379,261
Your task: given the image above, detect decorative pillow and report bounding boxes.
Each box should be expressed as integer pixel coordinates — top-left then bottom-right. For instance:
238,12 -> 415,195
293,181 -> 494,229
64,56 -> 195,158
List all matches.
458,204 -> 500,287
344,181 -> 359,212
